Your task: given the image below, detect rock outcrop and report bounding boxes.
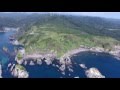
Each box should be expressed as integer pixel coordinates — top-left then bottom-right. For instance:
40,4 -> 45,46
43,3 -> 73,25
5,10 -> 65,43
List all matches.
79,64 -> 87,69
29,61 -> 35,66
8,63 -> 12,68
59,64 -> 66,72
15,56 -> 24,64
44,53 -> 55,65
109,45 -> 120,60
36,58 -> 42,65
20,53 -> 55,66
59,55 -> 73,74
85,67 -> 105,78
15,47 -> 25,65
11,64 -> 29,78
11,40 -> 19,45
10,64 -> 15,72
24,60 -> 27,65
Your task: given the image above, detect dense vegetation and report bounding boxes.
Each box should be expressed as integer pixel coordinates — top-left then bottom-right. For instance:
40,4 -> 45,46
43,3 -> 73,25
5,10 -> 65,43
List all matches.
16,64 -> 25,70
16,52 -> 23,60
0,13 -> 120,57
17,14 -> 120,57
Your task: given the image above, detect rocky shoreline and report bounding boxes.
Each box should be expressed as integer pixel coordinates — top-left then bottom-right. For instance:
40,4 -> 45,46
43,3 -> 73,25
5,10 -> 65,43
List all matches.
79,64 -> 105,78
60,45 -> 120,63
11,64 -> 29,78
1,31 -> 117,78
7,34 -> 120,78
12,43 -> 120,78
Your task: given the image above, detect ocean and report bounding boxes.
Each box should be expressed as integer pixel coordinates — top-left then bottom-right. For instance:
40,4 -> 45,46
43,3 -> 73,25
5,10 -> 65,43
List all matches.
1,31 -> 120,78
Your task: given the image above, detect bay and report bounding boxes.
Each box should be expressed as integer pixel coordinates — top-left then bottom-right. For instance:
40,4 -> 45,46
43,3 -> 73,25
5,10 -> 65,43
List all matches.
1,31 -> 120,78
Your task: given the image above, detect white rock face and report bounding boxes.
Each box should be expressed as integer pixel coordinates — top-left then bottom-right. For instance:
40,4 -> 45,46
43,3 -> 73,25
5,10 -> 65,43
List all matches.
24,60 -> 27,65
29,61 -> 35,66
59,64 -> 66,72
37,59 -> 42,65
12,40 -> 19,45
10,64 -> 15,72
44,58 -> 52,65
17,71 -> 29,78
79,64 -> 87,69
67,65 -> 74,72
12,65 -> 29,78
8,63 -> 12,68
85,68 -> 105,78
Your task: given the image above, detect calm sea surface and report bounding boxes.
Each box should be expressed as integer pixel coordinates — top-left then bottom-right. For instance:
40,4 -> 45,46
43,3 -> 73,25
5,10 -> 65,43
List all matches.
1,32 -> 120,78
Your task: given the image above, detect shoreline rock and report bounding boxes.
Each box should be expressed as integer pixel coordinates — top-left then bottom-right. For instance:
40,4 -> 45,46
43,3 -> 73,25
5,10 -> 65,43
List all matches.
14,42 -> 120,78
59,64 -> 66,72
60,45 -> 120,63
8,63 -> 12,68
44,59 -> 52,65
85,67 -> 105,78
11,64 -> 29,78
10,64 -> 15,72
79,64 -> 87,69
24,60 -> 27,65
10,40 -> 19,45
15,56 -> 24,65
29,61 -> 35,66
68,67 -> 73,72
36,59 -> 42,65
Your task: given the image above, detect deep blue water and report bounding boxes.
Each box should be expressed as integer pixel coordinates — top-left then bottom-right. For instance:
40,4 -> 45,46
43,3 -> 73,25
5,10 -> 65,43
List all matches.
71,52 -> 120,78
1,31 -> 120,78
0,32 -> 15,65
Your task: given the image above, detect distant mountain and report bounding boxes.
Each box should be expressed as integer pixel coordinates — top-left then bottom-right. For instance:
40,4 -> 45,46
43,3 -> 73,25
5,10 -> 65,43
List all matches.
0,17 -> 17,28
0,12 -> 29,20
0,13 -> 120,57
0,13 -> 120,40
17,14 -> 120,40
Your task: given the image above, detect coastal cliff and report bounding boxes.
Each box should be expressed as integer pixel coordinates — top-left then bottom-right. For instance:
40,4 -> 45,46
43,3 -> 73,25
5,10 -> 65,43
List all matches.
11,64 -> 29,78
11,14 -> 120,78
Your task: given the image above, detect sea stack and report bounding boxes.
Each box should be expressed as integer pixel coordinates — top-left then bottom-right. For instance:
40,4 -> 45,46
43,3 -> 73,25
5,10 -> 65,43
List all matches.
11,64 -> 29,78
85,67 -> 105,78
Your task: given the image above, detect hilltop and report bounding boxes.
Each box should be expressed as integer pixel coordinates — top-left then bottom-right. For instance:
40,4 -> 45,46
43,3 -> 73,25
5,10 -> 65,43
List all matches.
17,14 -> 120,58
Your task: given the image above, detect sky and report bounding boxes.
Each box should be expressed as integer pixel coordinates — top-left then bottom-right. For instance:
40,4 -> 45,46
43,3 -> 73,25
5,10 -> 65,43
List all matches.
2,12 -> 120,19
52,12 -> 120,19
